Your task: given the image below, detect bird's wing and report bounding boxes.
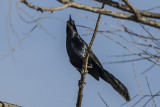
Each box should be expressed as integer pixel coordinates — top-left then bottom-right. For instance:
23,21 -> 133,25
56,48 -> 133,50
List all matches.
78,35 -> 104,69
72,34 -> 103,70
89,51 -> 103,69
70,35 -> 87,58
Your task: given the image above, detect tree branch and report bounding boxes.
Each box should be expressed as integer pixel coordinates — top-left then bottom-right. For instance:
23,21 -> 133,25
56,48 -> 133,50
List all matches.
20,0 -> 160,28
96,0 -> 160,19
76,3 -> 105,107
0,101 -> 21,107
122,0 -> 141,21
20,0 -> 72,12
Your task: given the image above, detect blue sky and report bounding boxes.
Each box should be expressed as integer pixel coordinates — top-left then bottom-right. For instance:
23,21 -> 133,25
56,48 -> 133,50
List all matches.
0,0 -> 160,107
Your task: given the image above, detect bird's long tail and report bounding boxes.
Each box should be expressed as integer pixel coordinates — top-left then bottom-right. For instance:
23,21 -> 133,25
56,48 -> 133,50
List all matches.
100,69 -> 130,101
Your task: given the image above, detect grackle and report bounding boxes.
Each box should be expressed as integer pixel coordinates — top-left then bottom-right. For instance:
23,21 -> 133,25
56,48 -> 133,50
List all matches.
66,15 -> 130,101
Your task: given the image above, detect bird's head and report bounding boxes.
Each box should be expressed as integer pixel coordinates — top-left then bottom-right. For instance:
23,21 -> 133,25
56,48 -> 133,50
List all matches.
66,15 -> 78,38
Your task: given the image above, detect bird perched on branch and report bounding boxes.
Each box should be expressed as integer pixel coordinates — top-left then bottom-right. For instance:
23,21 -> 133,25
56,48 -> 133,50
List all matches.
66,15 -> 130,101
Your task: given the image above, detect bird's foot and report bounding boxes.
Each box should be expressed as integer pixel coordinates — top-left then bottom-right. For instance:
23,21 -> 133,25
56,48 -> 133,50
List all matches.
80,69 -> 86,74
87,64 -> 92,68
76,68 -> 88,74
86,44 -> 90,48
78,80 -> 86,88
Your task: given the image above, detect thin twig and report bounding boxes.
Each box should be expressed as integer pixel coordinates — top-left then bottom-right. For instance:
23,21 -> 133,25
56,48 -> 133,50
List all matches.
131,96 -> 146,107
0,12 -> 50,63
105,53 -> 146,58
98,92 -> 109,107
77,24 -> 160,65
103,57 -> 151,64
137,93 -> 160,97
140,24 -> 160,47
150,99 -> 160,107
76,3 -> 105,107
132,64 -> 143,95
145,76 -> 156,107
121,95 -> 138,106
142,91 -> 160,107
121,24 -> 160,40
141,64 -> 156,75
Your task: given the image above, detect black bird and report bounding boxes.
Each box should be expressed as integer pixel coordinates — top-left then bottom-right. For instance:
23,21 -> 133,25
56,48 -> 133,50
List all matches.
66,15 -> 130,101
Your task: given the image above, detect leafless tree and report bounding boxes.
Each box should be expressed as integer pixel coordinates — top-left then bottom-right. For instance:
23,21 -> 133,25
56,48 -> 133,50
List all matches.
20,0 -> 160,107
1,0 -> 160,107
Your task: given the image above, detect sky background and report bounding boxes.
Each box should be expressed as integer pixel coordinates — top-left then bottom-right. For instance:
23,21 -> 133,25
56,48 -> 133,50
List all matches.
0,0 -> 160,107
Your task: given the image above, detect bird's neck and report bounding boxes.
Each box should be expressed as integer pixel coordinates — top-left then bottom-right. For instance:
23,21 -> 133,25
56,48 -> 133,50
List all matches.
67,31 -> 78,39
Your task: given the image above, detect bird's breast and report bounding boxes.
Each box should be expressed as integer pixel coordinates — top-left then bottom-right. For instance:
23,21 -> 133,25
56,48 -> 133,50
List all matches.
66,39 -> 86,69
71,42 -> 86,58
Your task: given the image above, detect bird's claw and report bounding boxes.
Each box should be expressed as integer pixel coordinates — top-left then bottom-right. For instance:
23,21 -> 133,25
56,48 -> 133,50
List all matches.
86,44 -> 90,48
78,80 -> 86,88
80,69 -> 86,74
87,64 -> 92,68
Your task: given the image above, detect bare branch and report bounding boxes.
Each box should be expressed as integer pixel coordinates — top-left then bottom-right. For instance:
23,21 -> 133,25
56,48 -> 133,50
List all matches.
0,101 -> 21,107
77,22 -> 160,66
142,91 -> 160,107
98,92 -> 109,107
132,64 -> 143,95
103,57 -> 151,64
150,99 -> 160,107
121,95 -> 138,106
122,0 -> 141,21
96,0 -> 160,19
121,25 -> 160,40
20,0 -> 160,28
76,3 -> 105,107
141,64 -> 156,75
20,0 -> 71,12
131,96 -> 146,107
145,76 -> 156,107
